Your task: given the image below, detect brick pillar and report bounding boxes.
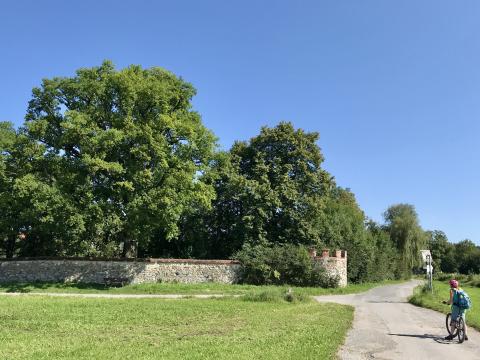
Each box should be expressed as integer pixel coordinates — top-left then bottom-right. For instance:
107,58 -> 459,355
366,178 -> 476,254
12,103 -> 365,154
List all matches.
321,249 -> 330,258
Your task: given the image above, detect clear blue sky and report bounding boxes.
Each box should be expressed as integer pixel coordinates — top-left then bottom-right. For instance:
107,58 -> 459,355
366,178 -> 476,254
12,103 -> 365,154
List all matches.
1,1 -> 479,245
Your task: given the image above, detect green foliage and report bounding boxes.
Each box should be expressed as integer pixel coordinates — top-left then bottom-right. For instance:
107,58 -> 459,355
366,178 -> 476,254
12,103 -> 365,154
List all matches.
235,244 -> 338,287
240,287 -> 310,303
0,122 -> 18,256
2,61 -> 217,257
427,233 -> 480,275
364,220 -> 397,281
318,187 -> 373,283
426,230 -> 457,273
384,204 -> 427,278
183,122 -> 333,260
434,273 -> 480,288
3,61 -> 468,287
454,239 -> 480,274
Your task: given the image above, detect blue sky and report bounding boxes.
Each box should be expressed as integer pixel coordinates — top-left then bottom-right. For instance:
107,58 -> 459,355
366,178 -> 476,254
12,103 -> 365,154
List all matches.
1,1 -> 479,244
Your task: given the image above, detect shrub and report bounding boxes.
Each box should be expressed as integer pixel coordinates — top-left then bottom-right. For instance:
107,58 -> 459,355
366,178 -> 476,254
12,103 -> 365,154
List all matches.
235,244 -> 339,288
466,274 -> 480,287
433,272 -> 480,288
283,288 -> 309,303
241,288 -> 310,303
241,289 -> 283,302
310,267 -> 340,288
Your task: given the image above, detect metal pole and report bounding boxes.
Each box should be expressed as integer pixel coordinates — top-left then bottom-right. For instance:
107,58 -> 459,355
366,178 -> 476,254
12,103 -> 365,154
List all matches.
430,256 -> 433,293
426,255 -> 432,292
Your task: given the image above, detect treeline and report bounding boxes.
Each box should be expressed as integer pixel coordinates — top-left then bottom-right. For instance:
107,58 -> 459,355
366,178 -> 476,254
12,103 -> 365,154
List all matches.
427,231 -> 480,275
0,62 -> 476,283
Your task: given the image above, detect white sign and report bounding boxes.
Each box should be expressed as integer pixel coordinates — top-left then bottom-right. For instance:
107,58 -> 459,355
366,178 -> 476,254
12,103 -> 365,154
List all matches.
420,250 -> 432,263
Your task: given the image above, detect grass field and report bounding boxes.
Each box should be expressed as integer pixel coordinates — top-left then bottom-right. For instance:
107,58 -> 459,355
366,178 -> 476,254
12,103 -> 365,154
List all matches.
0,280 -> 407,359
0,295 -> 353,359
409,280 -> 480,331
0,279 -> 402,297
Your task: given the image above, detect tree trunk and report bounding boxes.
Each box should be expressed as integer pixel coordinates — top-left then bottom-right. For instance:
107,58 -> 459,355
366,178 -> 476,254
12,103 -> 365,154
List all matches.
5,235 -> 15,259
122,239 -> 138,258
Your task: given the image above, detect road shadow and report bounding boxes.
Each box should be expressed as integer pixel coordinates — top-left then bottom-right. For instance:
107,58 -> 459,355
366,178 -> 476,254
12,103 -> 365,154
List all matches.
388,333 -> 455,344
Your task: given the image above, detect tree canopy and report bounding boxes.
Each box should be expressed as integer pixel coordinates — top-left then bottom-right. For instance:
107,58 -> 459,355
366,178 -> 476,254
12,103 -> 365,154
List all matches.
177,122 -> 335,258
0,61 -> 477,282
383,204 -> 427,278
2,61 -> 217,257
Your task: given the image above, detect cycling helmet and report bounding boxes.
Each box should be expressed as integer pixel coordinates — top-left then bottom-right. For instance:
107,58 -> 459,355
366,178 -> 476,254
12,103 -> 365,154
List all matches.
449,279 -> 458,288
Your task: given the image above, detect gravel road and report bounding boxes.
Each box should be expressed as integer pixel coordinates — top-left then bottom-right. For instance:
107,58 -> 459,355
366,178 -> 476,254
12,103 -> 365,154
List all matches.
315,280 -> 480,359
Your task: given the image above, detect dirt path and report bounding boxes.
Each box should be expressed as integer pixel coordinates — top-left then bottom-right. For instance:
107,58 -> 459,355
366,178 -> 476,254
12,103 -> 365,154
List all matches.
0,292 -> 235,299
315,280 -> 480,359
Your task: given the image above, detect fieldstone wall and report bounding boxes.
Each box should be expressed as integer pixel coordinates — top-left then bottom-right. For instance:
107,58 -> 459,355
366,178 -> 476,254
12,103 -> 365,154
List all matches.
0,258 -> 242,285
310,248 -> 348,287
0,250 -> 347,287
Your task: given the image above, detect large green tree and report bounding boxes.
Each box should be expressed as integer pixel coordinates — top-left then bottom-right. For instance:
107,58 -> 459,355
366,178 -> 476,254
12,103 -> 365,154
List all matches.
318,187 -> 373,282
426,230 -> 456,273
0,122 -> 19,257
0,122 -> 79,257
182,122 -> 334,258
17,61 -> 216,257
454,239 -> 480,274
365,220 -> 397,281
383,204 -> 426,278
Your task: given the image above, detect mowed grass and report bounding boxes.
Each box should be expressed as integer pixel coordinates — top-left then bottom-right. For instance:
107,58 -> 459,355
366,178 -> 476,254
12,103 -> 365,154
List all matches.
0,296 -> 353,360
0,279 -> 403,297
409,280 -> 480,331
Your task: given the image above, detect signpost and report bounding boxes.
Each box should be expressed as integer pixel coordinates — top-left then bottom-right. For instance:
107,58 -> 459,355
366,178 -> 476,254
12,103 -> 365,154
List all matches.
420,250 -> 433,292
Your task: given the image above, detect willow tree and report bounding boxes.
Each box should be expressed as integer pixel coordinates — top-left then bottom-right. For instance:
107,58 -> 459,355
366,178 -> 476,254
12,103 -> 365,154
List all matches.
383,204 -> 426,278
23,61 -> 216,257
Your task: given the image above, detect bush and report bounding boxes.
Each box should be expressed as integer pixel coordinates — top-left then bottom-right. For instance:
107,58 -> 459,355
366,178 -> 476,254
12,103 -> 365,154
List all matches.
241,289 -> 283,302
466,274 -> 480,287
433,272 -> 480,288
310,267 -> 340,288
235,244 -> 339,288
283,288 -> 309,303
241,288 -> 310,303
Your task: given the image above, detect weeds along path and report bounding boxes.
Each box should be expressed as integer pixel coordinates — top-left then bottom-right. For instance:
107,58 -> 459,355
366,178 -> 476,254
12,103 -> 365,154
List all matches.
315,280 -> 480,360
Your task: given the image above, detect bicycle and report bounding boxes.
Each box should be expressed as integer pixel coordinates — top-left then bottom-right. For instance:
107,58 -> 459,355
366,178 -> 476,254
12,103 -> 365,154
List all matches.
443,301 -> 466,343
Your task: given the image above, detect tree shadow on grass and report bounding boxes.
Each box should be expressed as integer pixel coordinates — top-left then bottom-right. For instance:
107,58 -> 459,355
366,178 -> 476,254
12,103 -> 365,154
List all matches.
0,282 -> 111,293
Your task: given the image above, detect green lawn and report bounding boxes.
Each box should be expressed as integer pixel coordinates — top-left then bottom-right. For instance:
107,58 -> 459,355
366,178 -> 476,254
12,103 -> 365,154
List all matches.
409,280 -> 480,331
0,279 -> 403,297
0,296 -> 353,359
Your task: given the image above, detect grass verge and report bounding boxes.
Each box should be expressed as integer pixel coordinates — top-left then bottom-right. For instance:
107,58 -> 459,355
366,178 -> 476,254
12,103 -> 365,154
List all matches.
0,279 -> 404,297
0,296 -> 353,359
409,280 -> 480,331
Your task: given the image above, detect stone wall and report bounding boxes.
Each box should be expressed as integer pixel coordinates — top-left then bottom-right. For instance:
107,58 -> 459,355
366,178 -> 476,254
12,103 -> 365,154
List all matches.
309,248 -> 348,287
0,250 -> 347,287
0,258 -> 241,285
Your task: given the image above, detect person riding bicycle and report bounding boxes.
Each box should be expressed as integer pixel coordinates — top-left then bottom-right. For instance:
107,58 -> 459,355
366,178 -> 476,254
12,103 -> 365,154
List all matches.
444,279 -> 469,341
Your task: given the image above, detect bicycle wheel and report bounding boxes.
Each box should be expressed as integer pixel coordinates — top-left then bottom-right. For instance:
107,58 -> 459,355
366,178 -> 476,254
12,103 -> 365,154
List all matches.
457,317 -> 465,343
446,313 -> 458,336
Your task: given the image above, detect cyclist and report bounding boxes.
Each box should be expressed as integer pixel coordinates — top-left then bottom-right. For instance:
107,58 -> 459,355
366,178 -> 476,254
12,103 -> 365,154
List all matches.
444,279 -> 469,341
